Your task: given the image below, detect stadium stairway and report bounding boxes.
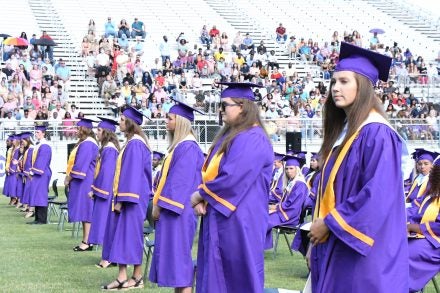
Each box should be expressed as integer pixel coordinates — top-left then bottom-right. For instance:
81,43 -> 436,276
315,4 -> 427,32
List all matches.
28,0 -> 110,117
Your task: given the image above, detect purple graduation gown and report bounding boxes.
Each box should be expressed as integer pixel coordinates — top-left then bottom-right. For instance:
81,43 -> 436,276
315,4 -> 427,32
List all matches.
3,148 -> 12,197
265,179 -> 308,249
104,136 -> 151,265
21,147 -> 34,205
67,138 -> 98,222
150,140 -> 203,287
29,141 -> 52,207
268,167 -> 284,204
311,123 -> 409,293
16,150 -> 25,201
406,175 -> 429,203
292,171 -> 320,256
407,196 -> 440,292
196,126 -> 273,293
6,148 -> 20,197
88,144 -> 118,246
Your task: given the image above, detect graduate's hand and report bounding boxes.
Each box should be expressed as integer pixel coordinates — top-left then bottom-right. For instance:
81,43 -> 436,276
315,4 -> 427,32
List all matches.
152,205 -> 161,221
269,204 -> 277,211
193,201 -> 206,216
88,191 -> 94,199
407,223 -> 421,234
308,218 -> 329,245
64,176 -> 71,187
114,202 -> 122,213
190,191 -> 203,207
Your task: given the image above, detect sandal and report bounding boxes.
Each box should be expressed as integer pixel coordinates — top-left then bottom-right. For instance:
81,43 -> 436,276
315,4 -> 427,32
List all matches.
95,262 -> 117,269
24,211 -> 35,219
101,279 -> 127,291
73,241 -> 93,252
126,276 -> 144,290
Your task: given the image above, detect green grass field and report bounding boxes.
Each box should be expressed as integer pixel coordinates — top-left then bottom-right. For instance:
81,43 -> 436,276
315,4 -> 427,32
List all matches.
0,194 -> 308,292
0,193 -> 437,292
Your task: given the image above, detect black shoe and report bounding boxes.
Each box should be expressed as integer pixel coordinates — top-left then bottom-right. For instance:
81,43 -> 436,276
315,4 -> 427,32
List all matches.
26,221 -> 38,225
73,241 -> 93,252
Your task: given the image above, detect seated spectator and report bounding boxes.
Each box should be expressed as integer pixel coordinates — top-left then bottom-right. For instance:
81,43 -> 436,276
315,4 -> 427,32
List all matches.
62,111 -> 76,139
369,32 -> 380,48
104,17 -> 117,38
80,37 -> 91,57
220,32 -> 229,50
29,44 -> 42,61
101,75 -> 117,106
131,17 -> 146,39
40,31 -> 54,62
231,31 -> 243,52
267,50 -> 279,69
29,63 -> 42,90
0,78 -> 8,101
152,103 -> 165,119
241,33 -> 254,51
200,25 -> 210,45
275,23 -> 287,43
118,19 -> 130,38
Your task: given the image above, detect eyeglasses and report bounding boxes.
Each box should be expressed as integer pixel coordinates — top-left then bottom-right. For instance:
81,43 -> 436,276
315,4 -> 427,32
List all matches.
220,101 -> 241,112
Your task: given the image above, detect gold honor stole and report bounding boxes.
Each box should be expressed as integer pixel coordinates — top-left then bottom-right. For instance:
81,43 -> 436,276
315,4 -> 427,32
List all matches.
152,135 -> 197,209
66,137 -> 97,176
22,147 -> 33,177
5,148 -> 13,171
112,135 -> 149,210
405,176 -> 428,202
94,142 -> 118,179
416,197 -> 440,241
270,168 -> 283,200
31,142 -> 49,174
315,112 -> 394,245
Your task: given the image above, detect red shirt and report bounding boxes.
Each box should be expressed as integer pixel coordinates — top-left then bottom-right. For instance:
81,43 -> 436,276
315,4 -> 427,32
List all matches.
155,76 -> 165,87
276,27 -> 286,35
209,28 -> 220,37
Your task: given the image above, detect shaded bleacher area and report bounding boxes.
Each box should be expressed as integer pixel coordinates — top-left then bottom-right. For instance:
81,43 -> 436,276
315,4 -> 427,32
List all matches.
0,0 -> 439,150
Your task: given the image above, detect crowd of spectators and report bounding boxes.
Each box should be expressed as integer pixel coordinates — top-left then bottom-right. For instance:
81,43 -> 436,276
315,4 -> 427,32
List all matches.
1,18 -> 440,142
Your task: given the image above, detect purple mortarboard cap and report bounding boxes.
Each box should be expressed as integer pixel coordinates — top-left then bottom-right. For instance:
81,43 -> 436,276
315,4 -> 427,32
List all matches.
294,151 -> 307,160
97,116 -> 118,132
20,132 -> 33,139
283,155 -> 305,167
217,82 -> 263,101
311,152 -> 319,160
286,149 -> 295,155
169,94 -> 205,122
433,155 -> 440,167
76,118 -> 95,129
10,134 -> 19,140
7,134 -> 15,140
152,151 -> 165,160
274,152 -> 285,161
335,42 -> 392,85
414,149 -> 438,162
35,125 -> 47,132
122,106 -> 145,125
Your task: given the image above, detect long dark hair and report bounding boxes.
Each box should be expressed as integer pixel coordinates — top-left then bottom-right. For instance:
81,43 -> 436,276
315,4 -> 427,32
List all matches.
319,73 -> 386,162
124,118 -> 149,147
210,98 -> 268,154
99,128 -> 120,155
428,164 -> 440,198
76,126 -> 96,147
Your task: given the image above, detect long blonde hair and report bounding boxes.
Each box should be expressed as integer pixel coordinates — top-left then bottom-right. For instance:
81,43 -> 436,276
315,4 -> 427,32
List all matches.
283,166 -> 305,191
168,114 -> 196,151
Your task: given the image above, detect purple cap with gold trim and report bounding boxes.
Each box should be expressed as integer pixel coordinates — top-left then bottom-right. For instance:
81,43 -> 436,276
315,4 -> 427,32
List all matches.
335,42 -> 392,85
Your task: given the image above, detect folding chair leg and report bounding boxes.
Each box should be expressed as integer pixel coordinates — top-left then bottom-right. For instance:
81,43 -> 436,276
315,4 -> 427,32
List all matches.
143,247 -> 153,284
272,228 -> 281,259
283,233 -> 294,256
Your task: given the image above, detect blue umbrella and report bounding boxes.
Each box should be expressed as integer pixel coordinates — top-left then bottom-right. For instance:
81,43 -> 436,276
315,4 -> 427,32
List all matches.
369,28 -> 385,34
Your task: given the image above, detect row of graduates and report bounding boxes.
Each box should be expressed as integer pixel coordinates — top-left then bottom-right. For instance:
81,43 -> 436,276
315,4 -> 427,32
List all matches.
3,128 -> 52,225
65,81 -> 275,292
264,145 -> 440,292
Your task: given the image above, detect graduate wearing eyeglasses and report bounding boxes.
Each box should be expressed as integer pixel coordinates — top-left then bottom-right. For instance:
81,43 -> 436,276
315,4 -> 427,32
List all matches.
191,82 -> 273,293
